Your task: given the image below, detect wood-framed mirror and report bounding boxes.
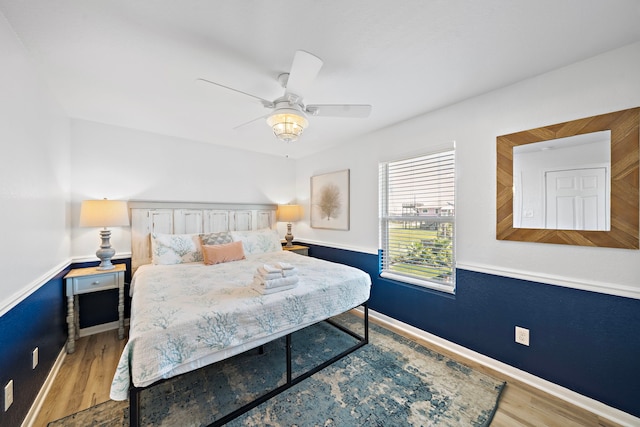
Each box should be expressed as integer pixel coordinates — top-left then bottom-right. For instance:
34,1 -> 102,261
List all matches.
497,107 -> 639,249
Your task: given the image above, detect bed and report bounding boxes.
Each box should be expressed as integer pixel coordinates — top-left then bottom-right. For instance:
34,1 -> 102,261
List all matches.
109,201 -> 371,426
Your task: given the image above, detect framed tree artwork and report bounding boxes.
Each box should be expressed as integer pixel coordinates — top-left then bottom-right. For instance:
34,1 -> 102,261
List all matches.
310,169 -> 350,230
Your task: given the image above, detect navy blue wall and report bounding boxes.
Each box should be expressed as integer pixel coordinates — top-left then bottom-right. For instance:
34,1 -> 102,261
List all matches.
0,271 -> 67,427
0,259 -> 130,426
305,243 -> 640,418
1,248 -> 638,424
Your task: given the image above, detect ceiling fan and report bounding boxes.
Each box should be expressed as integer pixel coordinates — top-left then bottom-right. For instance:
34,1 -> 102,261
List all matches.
197,50 -> 372,143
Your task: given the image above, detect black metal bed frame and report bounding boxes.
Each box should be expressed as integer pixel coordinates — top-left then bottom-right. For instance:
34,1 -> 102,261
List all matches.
128,303 -> 369,427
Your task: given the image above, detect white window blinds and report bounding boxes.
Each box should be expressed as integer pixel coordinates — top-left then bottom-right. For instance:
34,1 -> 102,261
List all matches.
379,149 -> 455,293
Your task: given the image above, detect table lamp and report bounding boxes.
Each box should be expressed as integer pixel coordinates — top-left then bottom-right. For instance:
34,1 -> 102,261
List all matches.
278,204 -> 303,247
79,199 -> 129,270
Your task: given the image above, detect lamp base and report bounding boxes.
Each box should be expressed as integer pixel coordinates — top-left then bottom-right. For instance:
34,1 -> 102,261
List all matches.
96,229 -> 116,270
284,223 -> 294,247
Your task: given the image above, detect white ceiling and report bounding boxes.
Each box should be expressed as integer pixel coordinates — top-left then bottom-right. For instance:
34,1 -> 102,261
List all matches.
2,1 -> 640,159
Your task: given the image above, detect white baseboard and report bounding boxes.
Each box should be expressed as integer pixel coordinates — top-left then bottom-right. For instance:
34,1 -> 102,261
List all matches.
78,318 -> 130,338
78,321 -> 119,337
367,308 -> 640,427
21,348 -> 66,427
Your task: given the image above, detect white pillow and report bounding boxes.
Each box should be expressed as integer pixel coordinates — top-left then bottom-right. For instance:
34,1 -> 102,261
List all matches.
151,233 -> 203,265
230,229 -> 283,255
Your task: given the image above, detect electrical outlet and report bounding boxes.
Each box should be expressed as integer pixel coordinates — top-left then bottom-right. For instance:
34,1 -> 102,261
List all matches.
515,326 -> 530,346
32,347 -> 39,369
4,380 -> 13,411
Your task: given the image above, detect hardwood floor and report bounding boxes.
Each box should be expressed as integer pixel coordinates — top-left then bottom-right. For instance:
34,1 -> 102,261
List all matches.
33,330 -> 126,427
33,322 -> 623,427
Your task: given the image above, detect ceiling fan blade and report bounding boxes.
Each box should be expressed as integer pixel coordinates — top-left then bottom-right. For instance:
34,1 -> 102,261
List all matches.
305,104 -> 372,118
284,50 -> 323,98
197,78 -> 273,108
233,113 -> 270,130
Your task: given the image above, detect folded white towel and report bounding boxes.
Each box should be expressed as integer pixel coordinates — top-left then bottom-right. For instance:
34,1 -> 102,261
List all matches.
256,267 -> 282,280
253,275 -> 299,289
254,273 -> 282,284
275,262 -> 294,270
252,283 -> 298,295
261,264 -> 281,273
282,268 -> 297,277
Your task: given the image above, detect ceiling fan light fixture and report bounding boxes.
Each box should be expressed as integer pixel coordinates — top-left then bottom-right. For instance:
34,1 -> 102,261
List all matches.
266,109 -> 309,143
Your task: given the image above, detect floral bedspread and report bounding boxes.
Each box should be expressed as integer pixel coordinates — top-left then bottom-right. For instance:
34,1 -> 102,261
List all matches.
110,250 -> 371,400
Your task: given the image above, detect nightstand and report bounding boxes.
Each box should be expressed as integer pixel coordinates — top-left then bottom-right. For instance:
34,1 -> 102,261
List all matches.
282,244 -> 309,256
64,264 -> 126,353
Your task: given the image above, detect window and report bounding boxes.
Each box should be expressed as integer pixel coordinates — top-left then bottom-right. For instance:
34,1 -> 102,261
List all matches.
379,148 -> 455,293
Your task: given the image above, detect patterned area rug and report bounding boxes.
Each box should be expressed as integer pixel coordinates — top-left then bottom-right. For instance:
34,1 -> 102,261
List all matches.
48,313 -> 505,426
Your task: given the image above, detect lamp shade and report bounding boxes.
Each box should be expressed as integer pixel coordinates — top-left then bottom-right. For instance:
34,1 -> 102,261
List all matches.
278,204 -> 303,222
79,199 -> 129,227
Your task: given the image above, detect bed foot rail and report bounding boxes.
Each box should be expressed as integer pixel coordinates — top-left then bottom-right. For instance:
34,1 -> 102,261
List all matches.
210,303 -> 368,427
129,302 -> 369,427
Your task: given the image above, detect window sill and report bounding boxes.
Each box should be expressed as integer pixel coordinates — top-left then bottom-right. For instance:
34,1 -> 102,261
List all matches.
380,271 -> 456,295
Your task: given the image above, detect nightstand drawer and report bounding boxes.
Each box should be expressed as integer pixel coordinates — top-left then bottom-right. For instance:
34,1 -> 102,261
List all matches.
73,273 -> 118,294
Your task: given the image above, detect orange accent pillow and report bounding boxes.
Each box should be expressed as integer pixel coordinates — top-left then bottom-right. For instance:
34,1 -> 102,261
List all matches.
202,241 -> 246,265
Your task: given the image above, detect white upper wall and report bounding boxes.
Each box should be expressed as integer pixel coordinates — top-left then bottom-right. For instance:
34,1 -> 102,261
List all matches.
69,120 -> 296,258
2,2 -> 639,312
294,41 -> 640,298
0,12 -> 71,313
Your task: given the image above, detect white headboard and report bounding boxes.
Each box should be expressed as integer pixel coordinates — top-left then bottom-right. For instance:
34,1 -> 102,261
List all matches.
129,201 -> 278,273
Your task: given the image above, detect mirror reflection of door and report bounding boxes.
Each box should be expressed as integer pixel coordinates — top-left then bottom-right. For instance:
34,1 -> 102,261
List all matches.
512,130 -> 610,230
545,168 -> 608,231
